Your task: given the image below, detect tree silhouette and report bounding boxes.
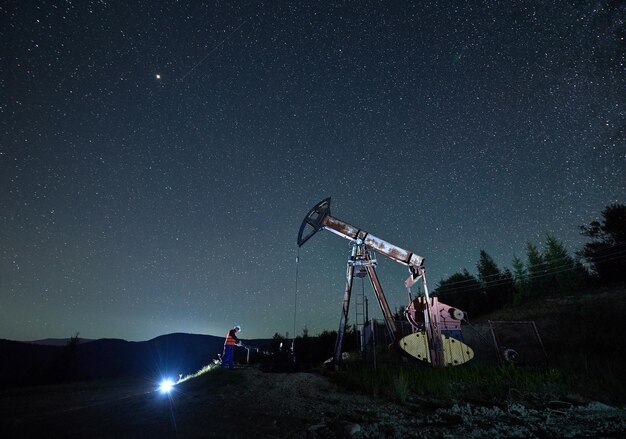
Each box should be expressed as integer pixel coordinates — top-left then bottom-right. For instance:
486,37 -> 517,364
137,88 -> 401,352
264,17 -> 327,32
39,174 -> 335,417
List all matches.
526,242 -> 547,298
511,255 -> 528,303
580,203 -> 626,285
476,250 -> 514,310
61,332 -> 80,381
434,269 -> 484,318
543,233 -> 584,294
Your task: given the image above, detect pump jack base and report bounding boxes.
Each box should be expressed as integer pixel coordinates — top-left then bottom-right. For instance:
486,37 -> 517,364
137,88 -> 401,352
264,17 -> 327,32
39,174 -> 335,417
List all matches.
399,331 -> 474,366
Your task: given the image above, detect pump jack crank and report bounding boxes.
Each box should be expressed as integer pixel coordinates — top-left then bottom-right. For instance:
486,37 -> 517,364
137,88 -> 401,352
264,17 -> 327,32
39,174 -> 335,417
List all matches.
297,198 -> 474,367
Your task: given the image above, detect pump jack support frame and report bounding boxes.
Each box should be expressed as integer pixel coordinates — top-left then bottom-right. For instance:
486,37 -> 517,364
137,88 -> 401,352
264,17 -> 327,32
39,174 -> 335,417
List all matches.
333,242 -> 399,365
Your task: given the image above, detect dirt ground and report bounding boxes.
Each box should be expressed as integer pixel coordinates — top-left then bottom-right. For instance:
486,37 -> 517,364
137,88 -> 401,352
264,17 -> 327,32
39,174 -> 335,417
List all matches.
2,366 -> 626,438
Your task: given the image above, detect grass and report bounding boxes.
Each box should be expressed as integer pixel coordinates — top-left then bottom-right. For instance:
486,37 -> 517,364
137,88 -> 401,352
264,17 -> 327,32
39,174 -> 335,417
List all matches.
179,287 -> 626,405
174,361 -> 247,394
329,359 -> 595,405
178,360 -> 220,383
329,344 -> 626,405
476,285 -> 626,403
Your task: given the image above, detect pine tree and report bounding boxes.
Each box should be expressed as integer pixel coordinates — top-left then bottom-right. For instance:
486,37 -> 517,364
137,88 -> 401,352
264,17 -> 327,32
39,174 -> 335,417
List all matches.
526,242 -> 546,297
435,269 -> 484,318
580,203 -> 626,284
511,255 -> 528,303
543,233 -> 583,294
476,250 -> 513,310
477,250 -> 500,283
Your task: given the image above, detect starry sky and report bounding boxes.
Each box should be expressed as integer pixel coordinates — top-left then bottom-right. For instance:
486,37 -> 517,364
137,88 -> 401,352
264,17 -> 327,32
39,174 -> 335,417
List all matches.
1,1 -> 624,342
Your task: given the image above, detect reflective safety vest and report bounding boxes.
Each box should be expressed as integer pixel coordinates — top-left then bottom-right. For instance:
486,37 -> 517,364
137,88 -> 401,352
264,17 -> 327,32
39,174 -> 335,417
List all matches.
224,330 -> 237,346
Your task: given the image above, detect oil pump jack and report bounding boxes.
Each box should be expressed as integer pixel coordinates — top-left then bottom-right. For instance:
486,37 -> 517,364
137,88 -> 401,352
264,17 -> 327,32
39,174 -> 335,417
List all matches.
297,198 -> 474,367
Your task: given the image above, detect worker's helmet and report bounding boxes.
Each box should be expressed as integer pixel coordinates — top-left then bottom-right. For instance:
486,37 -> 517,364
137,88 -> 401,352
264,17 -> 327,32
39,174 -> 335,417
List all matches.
234,325 -> 241,331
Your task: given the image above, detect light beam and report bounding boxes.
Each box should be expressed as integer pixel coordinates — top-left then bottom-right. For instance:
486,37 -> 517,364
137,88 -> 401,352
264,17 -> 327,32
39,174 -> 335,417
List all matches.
159,378 -> 175,393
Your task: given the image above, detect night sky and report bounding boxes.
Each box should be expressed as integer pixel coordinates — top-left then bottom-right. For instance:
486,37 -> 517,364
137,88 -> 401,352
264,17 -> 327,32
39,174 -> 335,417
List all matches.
2,1 -> 624,342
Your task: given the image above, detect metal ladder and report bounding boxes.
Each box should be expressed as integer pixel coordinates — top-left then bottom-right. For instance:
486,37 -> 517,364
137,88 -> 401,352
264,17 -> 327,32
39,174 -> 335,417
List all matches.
354,277 -> 367,351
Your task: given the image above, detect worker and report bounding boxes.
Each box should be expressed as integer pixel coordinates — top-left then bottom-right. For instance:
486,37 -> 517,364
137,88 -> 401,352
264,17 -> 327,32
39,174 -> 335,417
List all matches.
222,325 -> 241,369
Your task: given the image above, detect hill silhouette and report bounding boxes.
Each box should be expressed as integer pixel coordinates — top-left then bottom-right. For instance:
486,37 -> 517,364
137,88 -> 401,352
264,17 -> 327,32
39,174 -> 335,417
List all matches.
0,333 -> 271,389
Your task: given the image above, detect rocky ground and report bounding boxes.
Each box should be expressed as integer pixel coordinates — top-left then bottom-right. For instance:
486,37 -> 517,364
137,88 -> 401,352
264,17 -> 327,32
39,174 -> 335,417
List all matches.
2,366 -> 626,438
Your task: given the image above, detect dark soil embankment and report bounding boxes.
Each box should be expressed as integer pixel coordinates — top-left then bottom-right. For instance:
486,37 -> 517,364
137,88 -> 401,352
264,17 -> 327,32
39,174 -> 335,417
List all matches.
2,366 -> 626,438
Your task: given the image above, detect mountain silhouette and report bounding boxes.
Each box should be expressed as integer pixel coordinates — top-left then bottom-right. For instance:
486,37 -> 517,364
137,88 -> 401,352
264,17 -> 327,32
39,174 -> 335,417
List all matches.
0,333 -> 271,388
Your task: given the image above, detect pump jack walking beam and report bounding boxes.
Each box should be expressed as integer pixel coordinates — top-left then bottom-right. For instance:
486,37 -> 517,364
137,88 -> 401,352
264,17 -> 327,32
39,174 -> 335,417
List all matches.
298,198 -> 425,282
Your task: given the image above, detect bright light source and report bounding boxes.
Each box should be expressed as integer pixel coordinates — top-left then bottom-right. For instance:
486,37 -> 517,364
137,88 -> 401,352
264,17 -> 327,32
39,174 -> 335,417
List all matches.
159,378 -> 175,393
